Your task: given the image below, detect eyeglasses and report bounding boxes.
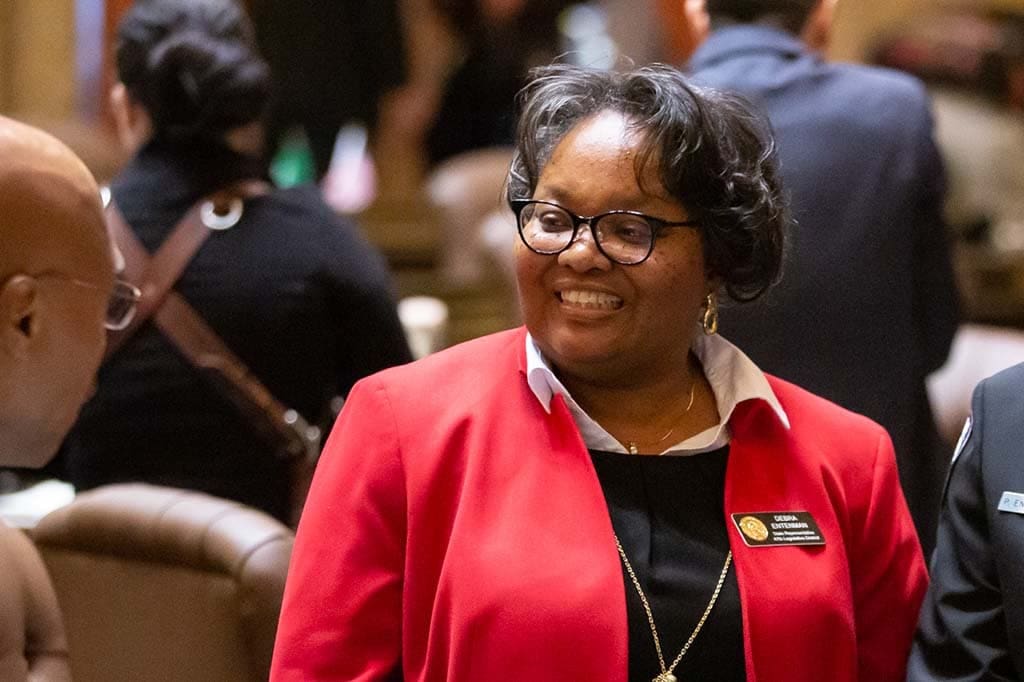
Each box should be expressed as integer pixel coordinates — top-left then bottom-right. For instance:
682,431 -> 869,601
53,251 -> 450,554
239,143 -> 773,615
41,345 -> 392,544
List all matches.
509,199 -> 700,266
33,272 -> 142,331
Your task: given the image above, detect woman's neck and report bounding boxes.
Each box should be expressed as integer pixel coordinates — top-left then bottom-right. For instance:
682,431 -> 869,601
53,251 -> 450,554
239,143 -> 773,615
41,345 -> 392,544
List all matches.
223,121 -> 265,157
557,353 -> 719,452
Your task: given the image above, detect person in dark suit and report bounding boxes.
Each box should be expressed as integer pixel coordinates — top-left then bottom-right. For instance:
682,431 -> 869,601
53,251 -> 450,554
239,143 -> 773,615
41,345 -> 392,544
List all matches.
686,0 -> 960,555
909,362 -> 1024,680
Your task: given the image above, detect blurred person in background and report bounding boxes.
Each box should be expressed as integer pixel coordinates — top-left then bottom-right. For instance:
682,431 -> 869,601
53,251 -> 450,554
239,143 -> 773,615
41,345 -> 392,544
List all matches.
686,0 -> 960,556
423,0 -> 589,293
0,116 -> 130,682
61,0 -> 412,524
271,64 -> 925,681
249,0 -> 407,179
426,0 -> 577,166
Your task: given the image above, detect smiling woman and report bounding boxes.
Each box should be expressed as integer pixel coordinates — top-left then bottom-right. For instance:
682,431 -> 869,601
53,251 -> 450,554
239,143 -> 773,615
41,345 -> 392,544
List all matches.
272,64 -> 928,682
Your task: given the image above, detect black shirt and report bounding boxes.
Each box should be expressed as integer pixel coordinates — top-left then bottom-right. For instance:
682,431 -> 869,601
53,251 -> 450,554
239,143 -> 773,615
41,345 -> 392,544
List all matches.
62,140 -> 412,521
590,447 -> 746,681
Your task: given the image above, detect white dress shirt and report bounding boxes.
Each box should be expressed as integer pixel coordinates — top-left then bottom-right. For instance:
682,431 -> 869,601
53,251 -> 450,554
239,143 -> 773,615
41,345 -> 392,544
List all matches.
525,330 -> 790,455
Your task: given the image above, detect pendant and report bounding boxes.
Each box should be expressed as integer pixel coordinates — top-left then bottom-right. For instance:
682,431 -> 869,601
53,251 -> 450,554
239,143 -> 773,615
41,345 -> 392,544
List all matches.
654,674 -> 678,682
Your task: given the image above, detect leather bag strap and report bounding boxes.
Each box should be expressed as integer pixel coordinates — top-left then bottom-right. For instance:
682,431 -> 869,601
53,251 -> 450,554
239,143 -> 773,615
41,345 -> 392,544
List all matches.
152,289 -> 320,463
104,201 -> 207,355
102,182 -> 320,465
104,180 -> 271,355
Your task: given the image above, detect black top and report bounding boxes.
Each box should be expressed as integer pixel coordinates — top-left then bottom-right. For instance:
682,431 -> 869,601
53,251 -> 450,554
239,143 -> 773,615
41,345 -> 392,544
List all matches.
61,139 -> 412,521
590,447 -> 746,682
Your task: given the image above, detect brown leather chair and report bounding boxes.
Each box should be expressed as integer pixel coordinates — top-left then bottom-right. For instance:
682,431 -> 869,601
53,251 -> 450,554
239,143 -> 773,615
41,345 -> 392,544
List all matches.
31,484 -> 293,682
0,521 -> 70,681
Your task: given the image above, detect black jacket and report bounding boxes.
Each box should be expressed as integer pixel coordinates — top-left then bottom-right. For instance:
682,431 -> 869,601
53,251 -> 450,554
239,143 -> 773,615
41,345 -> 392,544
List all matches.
909,362 -> 1024,681
63,140 -> 411,521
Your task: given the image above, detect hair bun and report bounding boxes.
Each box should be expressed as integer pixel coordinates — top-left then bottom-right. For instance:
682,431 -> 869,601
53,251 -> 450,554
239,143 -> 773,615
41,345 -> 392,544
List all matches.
140,28 -> 270,141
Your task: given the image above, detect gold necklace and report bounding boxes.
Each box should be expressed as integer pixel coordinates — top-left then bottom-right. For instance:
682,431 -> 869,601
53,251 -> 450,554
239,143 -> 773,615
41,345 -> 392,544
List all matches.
614,534 -> 732,682
625,381 -> 697,455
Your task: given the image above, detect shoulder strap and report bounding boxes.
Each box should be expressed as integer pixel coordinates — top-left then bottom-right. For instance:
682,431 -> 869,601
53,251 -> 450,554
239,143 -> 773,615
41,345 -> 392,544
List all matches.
153,288 -> 321,464
102,183 -> 320,465
104,200 -> 209,356
104,180 -> 271,355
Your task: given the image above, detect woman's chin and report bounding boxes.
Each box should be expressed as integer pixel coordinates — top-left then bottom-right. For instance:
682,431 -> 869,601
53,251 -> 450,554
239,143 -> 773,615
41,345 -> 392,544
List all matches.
541,337 -> 629,380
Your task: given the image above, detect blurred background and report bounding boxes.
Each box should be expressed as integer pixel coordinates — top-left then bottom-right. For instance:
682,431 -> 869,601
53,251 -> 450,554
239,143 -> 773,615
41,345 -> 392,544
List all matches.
2,0 -> 1023,346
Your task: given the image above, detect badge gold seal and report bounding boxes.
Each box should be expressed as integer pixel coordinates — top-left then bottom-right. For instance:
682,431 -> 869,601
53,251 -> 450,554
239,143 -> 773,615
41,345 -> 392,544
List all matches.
738,515 -> 769,542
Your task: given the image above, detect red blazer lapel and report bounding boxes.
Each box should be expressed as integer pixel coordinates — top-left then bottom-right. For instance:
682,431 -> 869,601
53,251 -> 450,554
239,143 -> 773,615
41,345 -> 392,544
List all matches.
726,398 -> 857,682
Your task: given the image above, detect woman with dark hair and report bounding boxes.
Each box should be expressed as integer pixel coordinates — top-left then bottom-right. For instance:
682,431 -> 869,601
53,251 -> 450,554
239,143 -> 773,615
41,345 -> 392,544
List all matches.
63,0 -> 412,523
272,64 -> 925,680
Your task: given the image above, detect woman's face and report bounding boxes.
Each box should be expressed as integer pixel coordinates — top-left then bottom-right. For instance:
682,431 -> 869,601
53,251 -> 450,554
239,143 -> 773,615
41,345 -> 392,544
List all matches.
515,109 -> 712,387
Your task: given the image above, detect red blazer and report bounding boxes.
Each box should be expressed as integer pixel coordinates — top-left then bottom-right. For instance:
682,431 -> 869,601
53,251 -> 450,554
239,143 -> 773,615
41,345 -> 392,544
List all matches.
272,328 -> 927,681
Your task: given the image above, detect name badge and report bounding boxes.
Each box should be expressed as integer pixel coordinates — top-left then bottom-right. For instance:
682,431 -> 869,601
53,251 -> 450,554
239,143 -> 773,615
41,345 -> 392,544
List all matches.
731,511 -> 825,547
998,492 -> 1024,514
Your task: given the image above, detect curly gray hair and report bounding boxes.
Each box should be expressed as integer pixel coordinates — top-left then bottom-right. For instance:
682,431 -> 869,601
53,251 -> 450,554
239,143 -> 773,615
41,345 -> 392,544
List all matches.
508,63 -> 789,302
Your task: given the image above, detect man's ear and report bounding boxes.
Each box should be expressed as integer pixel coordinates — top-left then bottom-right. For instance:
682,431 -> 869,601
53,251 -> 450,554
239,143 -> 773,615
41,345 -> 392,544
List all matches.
801,0 -> 838,52
0,275 -> 39,349
682,0 -> 710,55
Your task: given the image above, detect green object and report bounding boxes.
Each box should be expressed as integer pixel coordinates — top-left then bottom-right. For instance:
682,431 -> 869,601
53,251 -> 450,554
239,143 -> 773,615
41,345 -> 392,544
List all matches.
269,127 -> 316,188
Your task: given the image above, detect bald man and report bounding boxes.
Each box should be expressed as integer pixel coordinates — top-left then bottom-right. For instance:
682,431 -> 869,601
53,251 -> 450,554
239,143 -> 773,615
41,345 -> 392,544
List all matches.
0,116 -> 126,681
0,115 -> 126,469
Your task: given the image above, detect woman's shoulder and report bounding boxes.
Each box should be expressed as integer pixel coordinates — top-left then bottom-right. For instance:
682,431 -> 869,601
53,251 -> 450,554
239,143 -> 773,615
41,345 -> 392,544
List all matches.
354,328 -> 527,404
245,184 -> 375,248
758,377 -> 899,502
374,328 -> 524,382
766,374 -> 889,444
260,184 -> 350,228
257,185 -> 394,278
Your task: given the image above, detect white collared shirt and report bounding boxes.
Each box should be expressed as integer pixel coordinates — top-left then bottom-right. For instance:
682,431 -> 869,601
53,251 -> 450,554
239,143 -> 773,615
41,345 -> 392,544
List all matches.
525,331 -> 790,455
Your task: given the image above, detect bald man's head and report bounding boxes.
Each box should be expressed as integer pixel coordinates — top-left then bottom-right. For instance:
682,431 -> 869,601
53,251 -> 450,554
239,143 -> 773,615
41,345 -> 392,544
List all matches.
0,116 -> 115,467
0,117 -> 109,279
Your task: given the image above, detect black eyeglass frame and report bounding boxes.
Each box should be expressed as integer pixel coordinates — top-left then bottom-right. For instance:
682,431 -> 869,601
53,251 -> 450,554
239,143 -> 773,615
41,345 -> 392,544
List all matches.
508,199 -> 701,265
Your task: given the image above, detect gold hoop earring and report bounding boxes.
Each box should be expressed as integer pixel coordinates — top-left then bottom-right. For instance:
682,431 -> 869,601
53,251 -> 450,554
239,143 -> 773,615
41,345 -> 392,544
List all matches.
702,293 -> 718,336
